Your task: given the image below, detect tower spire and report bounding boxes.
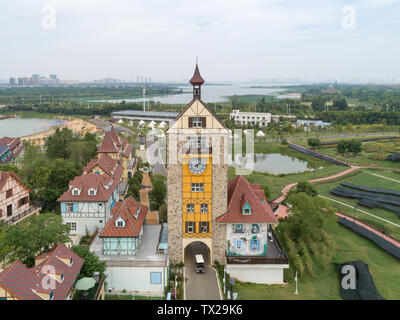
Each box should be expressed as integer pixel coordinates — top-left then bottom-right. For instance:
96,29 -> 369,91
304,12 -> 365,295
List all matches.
189,60 -> 205,99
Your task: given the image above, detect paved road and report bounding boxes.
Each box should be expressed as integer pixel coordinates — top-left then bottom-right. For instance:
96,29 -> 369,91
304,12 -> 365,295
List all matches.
184,242 -> 221,300
146,141 -> 167,176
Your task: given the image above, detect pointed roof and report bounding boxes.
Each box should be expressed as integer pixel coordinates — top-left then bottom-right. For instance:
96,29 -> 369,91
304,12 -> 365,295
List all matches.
0,244 -> 83,300
0,171 -> 31,193
189,63 -> 205,86
216,176 -> 278,224
100,196 -> 148,238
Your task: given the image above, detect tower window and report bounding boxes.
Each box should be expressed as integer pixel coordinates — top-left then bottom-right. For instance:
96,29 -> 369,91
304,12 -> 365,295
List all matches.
187,204 -> 194,213
199,222 -> 209,233
191,183 -> 204,192
189,117 -> 205,128
200,204 -> 208,213
186,222 -> 195,233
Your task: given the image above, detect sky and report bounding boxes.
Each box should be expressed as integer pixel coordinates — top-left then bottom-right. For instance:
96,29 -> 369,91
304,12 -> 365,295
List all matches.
1,0 -> 399,83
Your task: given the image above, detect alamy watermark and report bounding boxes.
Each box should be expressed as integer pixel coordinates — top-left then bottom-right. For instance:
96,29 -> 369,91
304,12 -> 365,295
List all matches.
41,4 -> 56,30
342,5 -> 356,30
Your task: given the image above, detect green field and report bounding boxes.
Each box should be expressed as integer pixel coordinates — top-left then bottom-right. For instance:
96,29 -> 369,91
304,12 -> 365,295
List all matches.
234,213 -> 400,300
314,169 -> 400,241
313,140 -> 400,169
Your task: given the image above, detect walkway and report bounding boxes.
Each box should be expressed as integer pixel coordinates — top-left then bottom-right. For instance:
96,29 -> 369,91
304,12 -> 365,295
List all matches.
184,242 -> 221,300
273,165 -> 360,204
139,173 -> 159,224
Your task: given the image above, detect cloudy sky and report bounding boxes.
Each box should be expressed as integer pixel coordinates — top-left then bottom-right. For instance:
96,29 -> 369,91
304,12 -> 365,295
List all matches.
1,0 -> 399,82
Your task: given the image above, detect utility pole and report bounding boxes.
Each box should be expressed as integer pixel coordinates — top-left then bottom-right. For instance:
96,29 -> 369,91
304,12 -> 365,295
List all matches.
143,87 -> 146,112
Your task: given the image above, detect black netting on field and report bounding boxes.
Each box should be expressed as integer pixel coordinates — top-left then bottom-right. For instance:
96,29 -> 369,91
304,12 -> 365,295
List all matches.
338,217 -> 400,259
289,144 -> 349,166
387,154 -> 400,162
335,260 -> 385,300
331,187 -> 400,206
341,182 -> 400,197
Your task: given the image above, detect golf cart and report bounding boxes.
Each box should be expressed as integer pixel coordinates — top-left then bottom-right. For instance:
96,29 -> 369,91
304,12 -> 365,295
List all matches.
195,254 -> 205,273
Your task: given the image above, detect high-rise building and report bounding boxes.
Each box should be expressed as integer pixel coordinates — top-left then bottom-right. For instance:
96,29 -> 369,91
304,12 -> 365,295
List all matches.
9,77 -> 16,86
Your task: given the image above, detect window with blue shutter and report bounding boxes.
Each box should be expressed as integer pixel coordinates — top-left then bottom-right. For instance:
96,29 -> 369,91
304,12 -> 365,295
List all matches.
251,239 -> 260,250
73,203 -> 78,213
61,203 -> 66,213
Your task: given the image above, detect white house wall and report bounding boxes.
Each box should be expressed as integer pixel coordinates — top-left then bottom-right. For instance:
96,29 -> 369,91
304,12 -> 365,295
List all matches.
227,264 -> 288,285
105,266 -> 167,295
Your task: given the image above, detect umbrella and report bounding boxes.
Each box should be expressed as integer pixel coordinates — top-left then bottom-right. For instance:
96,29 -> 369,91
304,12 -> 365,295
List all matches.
75,277 -> 96,291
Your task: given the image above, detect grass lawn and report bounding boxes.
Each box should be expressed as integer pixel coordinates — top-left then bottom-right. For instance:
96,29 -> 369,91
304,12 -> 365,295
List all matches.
234,213 -> 400,300
229,142 -> 345,200
317,141 -> 400,169
314,169 -> 400,240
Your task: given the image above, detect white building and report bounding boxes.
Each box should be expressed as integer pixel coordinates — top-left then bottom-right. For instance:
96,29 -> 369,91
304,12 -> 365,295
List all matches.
230,110 -> 272,127
216,176 -> 289,284
90,198 -> 168,296
58,172 -> 120,242
297,119 -> 331,128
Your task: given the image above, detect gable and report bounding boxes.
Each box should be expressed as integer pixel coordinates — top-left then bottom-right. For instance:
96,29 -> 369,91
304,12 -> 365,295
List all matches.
167,99 -> 227,131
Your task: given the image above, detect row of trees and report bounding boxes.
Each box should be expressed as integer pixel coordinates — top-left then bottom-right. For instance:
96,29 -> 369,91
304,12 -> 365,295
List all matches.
0,213 -> 105,278
337,139 -> 362,154
277,184 -> 336,279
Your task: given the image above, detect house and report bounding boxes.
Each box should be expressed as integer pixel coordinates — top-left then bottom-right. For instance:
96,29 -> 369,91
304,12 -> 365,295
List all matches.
296,119 -> 331,128
0,171 -> 40,226
58,172 -> 120,242
230,109 -> 272,127
97,127 -> 135,182
0,145 -> 11,164
0,243 -> 83,300
216,176 -> 289,284
90,197 -> 168,296
0,137 -> 23,164
99,196 -> 147,255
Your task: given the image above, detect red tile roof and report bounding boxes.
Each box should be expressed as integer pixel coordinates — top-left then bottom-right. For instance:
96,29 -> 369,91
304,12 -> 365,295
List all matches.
0,171 -> 30,193
97,127 -> 129,155
97,133 -> 119,153
189,63 -> 205,86
100,196 -> 148,238
216,176 -> 279,224
57,172 -> 118,202
0,244 -> 83,300
83,154 -> 123,181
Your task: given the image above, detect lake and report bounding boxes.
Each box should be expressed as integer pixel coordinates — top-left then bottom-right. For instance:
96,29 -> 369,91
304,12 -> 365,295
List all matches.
233,153 -> 321,175
93,83 -> 288,104
0,117 -> 65,137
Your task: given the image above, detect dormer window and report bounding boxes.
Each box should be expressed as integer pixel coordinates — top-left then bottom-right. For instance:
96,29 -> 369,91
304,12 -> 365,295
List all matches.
72,188 -> 80,196
115,217 -> 125,228
243,207 -> 251,215
88,188 -> 97,196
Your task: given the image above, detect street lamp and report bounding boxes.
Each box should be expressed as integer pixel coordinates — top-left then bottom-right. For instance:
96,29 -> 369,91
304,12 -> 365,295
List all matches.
294,271 -> 298,295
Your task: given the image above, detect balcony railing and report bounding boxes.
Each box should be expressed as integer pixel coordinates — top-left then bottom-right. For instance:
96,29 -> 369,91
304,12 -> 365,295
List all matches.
4,205 -> 41,226
226,253 -> 288,265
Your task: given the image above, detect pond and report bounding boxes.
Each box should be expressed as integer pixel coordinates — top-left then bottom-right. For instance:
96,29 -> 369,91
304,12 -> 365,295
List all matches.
0,117 -> 65,137
232,153 -> 322,175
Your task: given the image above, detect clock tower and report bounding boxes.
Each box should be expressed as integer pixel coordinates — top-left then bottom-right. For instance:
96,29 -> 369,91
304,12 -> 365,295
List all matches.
166,63 -> 229,264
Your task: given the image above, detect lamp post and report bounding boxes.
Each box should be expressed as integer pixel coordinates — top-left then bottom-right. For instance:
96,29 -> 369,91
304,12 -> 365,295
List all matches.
294,271 -> 298,295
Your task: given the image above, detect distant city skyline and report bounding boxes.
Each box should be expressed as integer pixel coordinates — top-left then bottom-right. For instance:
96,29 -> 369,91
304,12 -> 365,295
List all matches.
1,1 -> 399,83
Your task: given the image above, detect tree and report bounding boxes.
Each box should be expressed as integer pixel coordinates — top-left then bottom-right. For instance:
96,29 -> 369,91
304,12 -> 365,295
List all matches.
332,96 -> 348,111
0,164 -> 20,174
348,139 -> 362,154
46,127 -> 74,160
290,181 -> 318,197
261,184 -> 271,201
307,138 -> 321,149
71,245 -> 106,279
0,213 -> 71,268
149,174 -> 167,210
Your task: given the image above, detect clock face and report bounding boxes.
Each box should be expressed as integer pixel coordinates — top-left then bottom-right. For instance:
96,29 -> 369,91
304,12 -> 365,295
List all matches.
188,158 -> 207,174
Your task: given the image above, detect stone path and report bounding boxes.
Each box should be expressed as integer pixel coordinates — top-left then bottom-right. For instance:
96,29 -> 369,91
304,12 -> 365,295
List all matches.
139,173 -> 159,224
